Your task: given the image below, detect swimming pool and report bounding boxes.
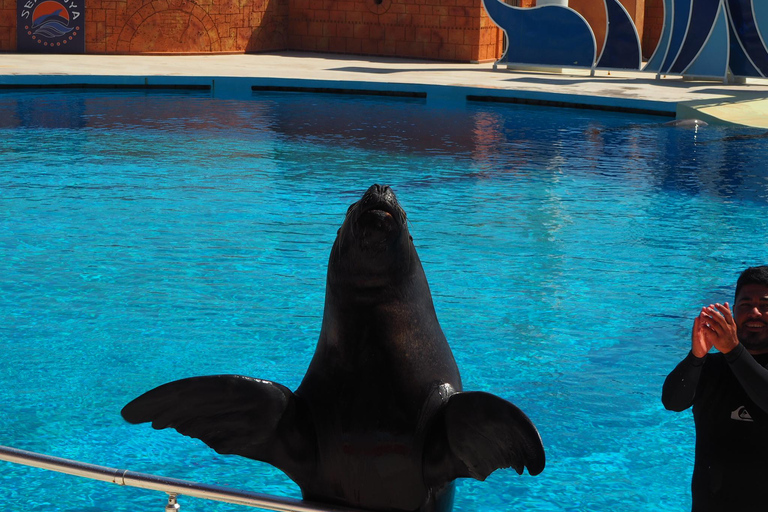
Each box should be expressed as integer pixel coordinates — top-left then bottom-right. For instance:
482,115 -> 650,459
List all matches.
2,89 -> 768,512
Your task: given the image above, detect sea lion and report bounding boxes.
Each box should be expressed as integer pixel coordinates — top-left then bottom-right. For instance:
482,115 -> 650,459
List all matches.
121,184 -> 545,512
720,130 -> 768,142
662,119 -> 708,128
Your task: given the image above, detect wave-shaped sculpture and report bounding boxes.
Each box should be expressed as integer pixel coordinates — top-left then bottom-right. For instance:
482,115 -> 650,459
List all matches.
644,0 -> 674,72
480,0 -> 642,70
648,0 -> 734,78
659,0 -> 693,72
668,0 -> 723,73
482,0 -> 768,80
727,0 -> 768,76
596,0 -> 642,69
681,0 -> 729,78
481,0 -> 596,68
728,25 -> 760,76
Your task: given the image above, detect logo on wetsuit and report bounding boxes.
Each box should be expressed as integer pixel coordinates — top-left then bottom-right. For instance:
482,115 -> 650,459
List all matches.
731,406 -> 754,422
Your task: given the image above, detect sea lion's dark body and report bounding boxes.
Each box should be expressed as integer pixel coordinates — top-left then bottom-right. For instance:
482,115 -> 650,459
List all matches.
122,185 -> 545,512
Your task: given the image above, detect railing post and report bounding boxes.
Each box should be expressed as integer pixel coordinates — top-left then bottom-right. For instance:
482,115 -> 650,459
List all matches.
165,493 -> 180,512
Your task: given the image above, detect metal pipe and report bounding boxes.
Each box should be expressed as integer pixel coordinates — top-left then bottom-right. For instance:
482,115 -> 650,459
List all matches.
0,445 -> 359,512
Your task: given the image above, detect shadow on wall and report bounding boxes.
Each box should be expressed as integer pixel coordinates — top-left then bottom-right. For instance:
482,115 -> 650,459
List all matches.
246,0 -> 288,52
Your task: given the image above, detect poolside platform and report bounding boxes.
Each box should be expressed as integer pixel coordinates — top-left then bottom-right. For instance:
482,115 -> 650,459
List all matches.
2,51 -> 768,128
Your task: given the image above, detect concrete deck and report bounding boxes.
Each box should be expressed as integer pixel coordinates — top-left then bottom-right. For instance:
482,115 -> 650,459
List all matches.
2,52 -> 768,128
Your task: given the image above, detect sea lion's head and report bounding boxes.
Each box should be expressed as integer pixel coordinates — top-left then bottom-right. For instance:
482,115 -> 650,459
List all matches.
329,184 -> 413,289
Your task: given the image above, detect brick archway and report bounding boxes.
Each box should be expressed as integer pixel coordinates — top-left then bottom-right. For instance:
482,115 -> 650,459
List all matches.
116,0 -> 221,53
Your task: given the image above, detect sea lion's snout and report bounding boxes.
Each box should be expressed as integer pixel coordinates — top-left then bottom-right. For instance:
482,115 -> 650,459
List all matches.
364,184 -> 396,204
334,184 -> 410,267
358,184 -> 404,225
355,184 -> 406,243
360,184 -> 397,216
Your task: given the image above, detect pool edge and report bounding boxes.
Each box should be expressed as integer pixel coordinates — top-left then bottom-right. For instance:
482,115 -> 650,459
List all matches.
0,74 -> 678,118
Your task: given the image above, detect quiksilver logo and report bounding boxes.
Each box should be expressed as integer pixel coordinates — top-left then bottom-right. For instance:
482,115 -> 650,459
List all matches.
731,406 -> 754,422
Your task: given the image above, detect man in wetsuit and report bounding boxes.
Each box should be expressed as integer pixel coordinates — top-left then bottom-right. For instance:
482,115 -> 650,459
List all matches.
663,266 -> 768,511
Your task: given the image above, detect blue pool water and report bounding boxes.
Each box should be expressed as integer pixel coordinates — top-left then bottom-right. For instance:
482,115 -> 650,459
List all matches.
2,89 -> 768,512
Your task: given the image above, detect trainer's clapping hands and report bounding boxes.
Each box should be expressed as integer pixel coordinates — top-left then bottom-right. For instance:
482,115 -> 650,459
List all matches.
692,303 -> 739,357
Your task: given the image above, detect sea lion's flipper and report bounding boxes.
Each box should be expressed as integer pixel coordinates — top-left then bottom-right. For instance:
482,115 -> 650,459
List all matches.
121,375 -> 316,475
423,391 -> 545,486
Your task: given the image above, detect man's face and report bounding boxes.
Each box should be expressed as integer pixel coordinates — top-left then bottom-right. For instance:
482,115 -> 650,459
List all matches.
734,283 -> 768,354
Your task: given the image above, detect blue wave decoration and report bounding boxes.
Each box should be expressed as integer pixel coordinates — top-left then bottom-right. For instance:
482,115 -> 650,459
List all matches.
597,0 -> 642,69
727,1 -> 760,76
661,0 -> 693,72
33,19 -> 75,39
643,0 -> 674,72
668,0 -> 722,73
727,0 -> 768,76
477,0 -> 768,80
681,0 -> 728,78
481,1 -> 596,68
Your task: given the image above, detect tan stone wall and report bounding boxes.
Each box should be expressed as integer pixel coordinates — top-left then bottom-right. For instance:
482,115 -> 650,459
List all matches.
1,0 -> 16,50
1,0 -> 496,59
1,0 -> 650,63
2,0 -> 288,53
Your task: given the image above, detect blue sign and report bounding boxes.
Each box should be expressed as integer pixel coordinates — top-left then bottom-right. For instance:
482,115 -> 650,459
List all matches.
17,0 -> 85,53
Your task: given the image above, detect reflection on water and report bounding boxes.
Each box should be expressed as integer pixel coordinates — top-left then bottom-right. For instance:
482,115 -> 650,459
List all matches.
4,89 -> 768,205
2,90 -> 768,512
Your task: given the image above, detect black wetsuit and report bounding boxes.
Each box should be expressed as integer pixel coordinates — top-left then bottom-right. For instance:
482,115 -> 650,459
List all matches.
662,344 -> 768,511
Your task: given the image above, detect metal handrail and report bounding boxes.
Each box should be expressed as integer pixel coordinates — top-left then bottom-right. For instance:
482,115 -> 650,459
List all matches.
0,445 -> 359,512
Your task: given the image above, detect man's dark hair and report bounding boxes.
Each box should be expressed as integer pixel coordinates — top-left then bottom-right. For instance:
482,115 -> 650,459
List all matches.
735,266 -> 768,300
